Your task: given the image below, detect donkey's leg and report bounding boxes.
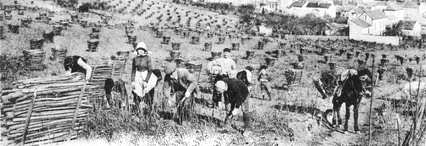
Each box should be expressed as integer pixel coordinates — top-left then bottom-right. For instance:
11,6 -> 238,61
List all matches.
354,103 -> 360,133
332,105 -> 341,127
344,104 -> 350,132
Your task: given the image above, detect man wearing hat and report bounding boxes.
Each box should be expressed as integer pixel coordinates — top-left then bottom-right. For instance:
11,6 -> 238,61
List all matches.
221,48 -> 237,78
205,48 -> 236,108
131,42 -> 157,111
163,62 -> 198,124
312,62 -> 344,100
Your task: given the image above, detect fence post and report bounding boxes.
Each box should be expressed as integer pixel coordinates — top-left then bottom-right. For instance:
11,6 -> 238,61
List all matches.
69,82 -> 87,141
368,55 -> 375,146
21,91 -> 37,145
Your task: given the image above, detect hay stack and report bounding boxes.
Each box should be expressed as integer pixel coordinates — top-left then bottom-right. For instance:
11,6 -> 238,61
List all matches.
285,69 -> 303,86
50,48 -> 67,63
204,42 -> 212,51
8,24 -> 19,34
0,25 -> 4,39
23,49 -> 45,71
111,51 -> 130,77
87,39 -> 100,52
29,38 -> 44,50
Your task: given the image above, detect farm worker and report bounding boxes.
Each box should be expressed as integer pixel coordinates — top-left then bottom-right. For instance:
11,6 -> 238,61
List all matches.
131,42 -> 157,111
163,62 -> 198,124
215,78 -> 250,126
329,67 -> 372,102
206,56 -> 223,108
236,66 -> 254,92
221,48 -> 237,78
63,56 -> 93,81
312,62 -> 343,100
257,65 -> 272,101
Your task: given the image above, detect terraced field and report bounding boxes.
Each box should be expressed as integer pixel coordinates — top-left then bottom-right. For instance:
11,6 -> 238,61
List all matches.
1,0 -> 426,145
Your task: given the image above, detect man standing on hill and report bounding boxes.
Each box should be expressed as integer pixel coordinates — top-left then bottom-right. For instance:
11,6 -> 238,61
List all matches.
206,48 -> 237,109
221,48 -> 237,78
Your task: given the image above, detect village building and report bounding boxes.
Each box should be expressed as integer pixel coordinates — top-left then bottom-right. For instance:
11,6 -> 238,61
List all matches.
350,9 -> 388,35
403,1 -> 426,20
384,3 -> 404,25
398,20 -> 421,38
287,1 -> 337,18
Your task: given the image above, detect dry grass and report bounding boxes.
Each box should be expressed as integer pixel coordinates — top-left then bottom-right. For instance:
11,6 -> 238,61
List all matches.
3,0 -> 426,145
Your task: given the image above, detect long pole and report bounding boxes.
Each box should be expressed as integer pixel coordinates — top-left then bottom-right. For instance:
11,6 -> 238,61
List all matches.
368,54 -> 375,146
21,91 -> 37,145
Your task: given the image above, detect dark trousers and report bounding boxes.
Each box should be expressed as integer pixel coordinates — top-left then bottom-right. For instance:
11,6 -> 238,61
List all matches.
174,90 -> 194,124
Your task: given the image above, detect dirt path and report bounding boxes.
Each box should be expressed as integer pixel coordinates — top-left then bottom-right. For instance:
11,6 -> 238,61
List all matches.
311,96 -> 390,145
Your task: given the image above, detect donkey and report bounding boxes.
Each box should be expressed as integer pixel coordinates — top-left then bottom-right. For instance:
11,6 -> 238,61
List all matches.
331,68 -> 372,133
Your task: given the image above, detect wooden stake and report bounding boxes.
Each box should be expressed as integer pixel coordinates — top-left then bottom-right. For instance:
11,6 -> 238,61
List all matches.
21,91 -> 37,145
368,55 -> 375,146
69,81 -> 87,140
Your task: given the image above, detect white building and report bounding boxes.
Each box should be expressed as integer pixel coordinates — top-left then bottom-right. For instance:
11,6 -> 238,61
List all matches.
403,1 -> 426,20
287,1 -> 337,18
259,0 -> 279,12
201,0 -> 256,6
384,3 -> 404,25
399,20 -> 421,37
350,9 -> 389,35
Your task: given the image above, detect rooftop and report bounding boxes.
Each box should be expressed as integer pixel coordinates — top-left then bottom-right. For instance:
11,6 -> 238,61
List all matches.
404,1 -> 420,8
306,2 -> 332,8
398,20 -> 417,30
289,1 -> 306,8
364,9 -> 387,20
385,3 -> 403,11
351,18 -> 372,28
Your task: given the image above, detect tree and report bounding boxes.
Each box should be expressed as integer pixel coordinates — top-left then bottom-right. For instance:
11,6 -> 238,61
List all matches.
239,14 -> 253,24
383,24 -> 401,36
237,4 -> 255,15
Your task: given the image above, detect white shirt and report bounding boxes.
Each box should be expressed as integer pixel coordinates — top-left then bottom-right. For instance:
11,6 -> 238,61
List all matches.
245,69 -> 253,84
219,57 -> 236,76
207,57 -> 236,76
65,58 -> 92,80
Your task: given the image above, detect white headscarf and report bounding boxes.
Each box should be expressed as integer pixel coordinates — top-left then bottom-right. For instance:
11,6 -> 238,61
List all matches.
215,81 -> 228,93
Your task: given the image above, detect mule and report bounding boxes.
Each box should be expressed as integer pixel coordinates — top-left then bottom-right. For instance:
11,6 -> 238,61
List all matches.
331,68 -> 372,133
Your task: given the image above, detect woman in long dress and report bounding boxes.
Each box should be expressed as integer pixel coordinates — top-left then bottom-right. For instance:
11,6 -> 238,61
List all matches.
131,42 -> 158,113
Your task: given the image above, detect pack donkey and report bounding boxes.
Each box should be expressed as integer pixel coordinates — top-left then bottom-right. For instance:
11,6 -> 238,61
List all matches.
331,68 -> 372,133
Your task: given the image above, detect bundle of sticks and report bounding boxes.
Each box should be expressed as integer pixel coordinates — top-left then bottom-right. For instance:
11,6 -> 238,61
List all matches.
23,49 -> 45,71
90,65 -> 113,85
1,73 -> 97,146
50,48 -> 68,63
88,64 -> 114,108
111,51 -> 130,77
